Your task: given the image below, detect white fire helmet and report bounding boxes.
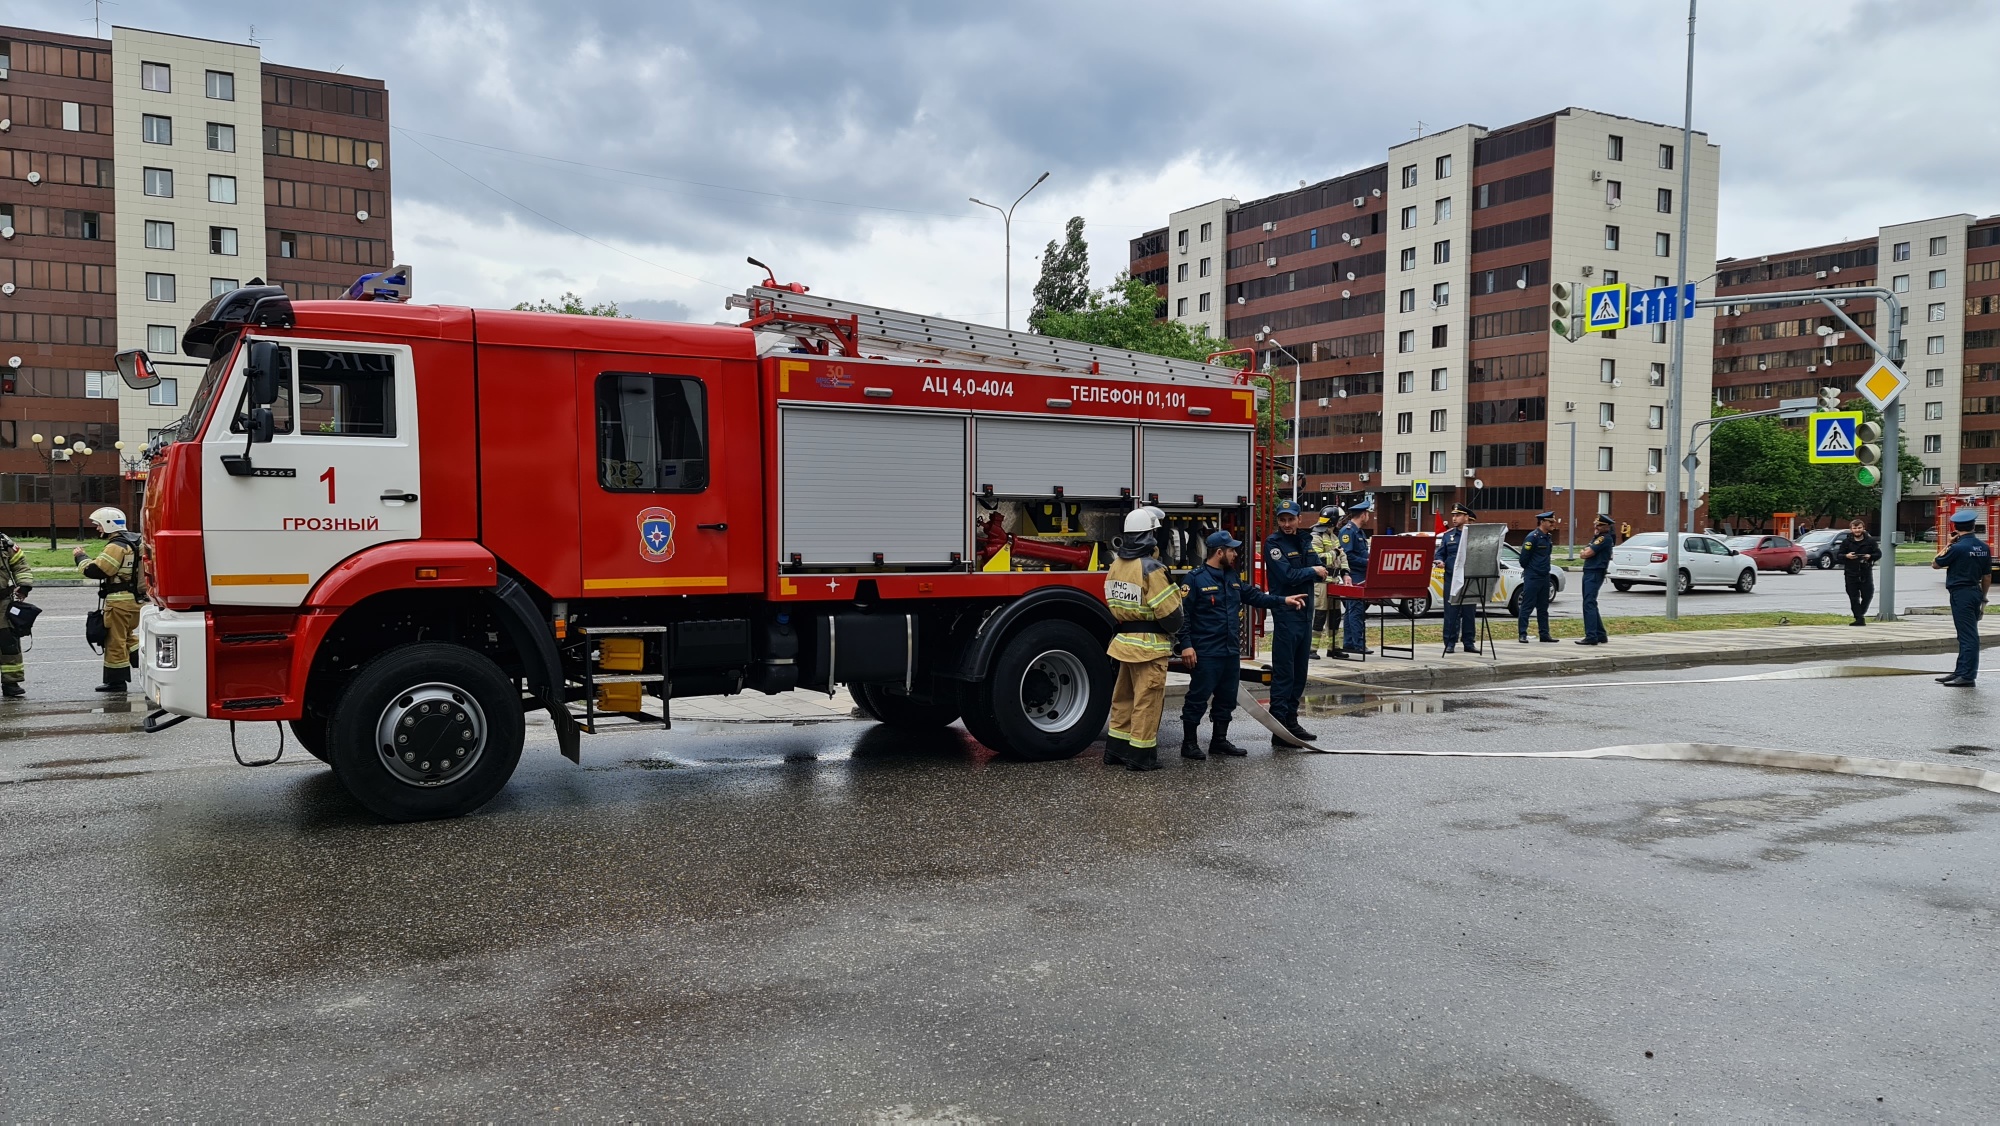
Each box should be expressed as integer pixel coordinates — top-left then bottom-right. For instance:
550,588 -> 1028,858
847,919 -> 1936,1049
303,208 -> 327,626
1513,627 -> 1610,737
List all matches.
88,506 -> 127,533
1121,505 -> 1165,533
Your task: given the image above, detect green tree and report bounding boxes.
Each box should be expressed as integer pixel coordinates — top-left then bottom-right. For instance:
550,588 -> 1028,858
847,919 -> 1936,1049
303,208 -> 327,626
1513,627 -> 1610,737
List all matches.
1706,412 -> 1806,530
1798,401 -> 1924,523
1027,216 -> 1091,334
513,292 -> 630,317
1035,273 -> 1231,362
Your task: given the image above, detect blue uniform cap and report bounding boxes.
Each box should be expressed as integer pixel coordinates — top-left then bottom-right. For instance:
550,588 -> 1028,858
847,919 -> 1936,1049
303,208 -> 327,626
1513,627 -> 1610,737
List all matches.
1205,529 -> 1243,551
1951,508 -> 1979,526
1275,500 -> 1302,517
1348,498 -> 1373,513
1536,511 -> 1557,520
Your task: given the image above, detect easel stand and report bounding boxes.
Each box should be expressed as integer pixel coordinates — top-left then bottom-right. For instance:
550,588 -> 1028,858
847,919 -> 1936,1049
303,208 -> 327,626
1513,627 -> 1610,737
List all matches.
1468,578 -> 1498,661
1374,599 -> 1416,660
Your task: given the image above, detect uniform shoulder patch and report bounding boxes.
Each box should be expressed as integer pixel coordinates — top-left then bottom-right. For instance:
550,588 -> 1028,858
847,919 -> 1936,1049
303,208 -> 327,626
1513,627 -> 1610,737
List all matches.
1269,548 -> 1283,561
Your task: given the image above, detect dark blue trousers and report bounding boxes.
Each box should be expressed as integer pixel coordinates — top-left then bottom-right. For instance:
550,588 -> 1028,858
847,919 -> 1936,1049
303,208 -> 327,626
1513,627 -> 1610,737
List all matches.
1581,569 -> 1608,642
1949,586 -> 1983,682
1341,595 -> 1368,651
1270,609 -> 1311,722
1181,651 -> 1242,729
1517,575 -> 1552,639
1441,581 -> 1478,650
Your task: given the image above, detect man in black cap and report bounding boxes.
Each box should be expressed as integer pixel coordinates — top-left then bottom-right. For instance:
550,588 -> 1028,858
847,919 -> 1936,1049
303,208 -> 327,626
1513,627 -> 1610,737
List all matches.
1574,514 -> 1616,645
1434,502 -> 1481,654
1932,508 -> 1991,687
1177,530 -> 1305,758
1516,511 -> 1559,643
1263,499 -> 1328,742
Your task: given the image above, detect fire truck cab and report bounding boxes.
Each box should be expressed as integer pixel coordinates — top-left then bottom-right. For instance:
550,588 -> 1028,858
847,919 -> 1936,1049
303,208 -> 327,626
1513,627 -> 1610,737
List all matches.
124,280 -> 1259,820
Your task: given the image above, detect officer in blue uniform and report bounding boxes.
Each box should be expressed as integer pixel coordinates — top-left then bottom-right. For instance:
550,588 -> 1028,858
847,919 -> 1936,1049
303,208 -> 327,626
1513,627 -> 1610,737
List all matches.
1574,513 -> 1616,646
1178,530 -> 1305,758
1516,510 -> 1558,643
1932,507 -> 1991,687
1337,498 -> 1375,658
1263,499 -> 1328,742
1435,502 -> 1480,654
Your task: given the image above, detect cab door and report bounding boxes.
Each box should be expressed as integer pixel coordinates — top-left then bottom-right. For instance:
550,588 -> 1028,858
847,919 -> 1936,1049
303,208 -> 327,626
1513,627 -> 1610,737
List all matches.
200,337 -> 421,606
575,353 -> 754,595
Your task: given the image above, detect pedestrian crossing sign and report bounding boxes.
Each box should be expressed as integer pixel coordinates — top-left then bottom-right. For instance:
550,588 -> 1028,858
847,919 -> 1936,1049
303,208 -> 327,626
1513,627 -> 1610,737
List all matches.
1583,283 -> 1629,332
1412,480 -> 1429,502
1808,410 -> 1863,464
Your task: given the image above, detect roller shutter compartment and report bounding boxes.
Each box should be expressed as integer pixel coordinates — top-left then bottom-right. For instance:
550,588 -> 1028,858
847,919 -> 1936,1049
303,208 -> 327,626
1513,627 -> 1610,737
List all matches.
974,418 -> 1134,498
781,408 -> 969,565
1140,425 -> 1252,505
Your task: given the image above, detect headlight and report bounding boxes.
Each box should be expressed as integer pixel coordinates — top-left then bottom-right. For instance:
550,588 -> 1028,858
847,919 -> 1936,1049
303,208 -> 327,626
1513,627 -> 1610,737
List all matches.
155,634 -> 178,670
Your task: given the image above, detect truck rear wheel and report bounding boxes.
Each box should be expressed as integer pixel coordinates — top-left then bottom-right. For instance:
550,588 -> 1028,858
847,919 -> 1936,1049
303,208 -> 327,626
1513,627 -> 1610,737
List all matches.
855,683 -> 961,730
327,642 -> 524,822
965,619 -> 1112,762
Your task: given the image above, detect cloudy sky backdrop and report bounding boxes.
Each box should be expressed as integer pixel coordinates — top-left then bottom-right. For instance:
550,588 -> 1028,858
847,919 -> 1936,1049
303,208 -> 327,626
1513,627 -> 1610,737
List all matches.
18,0 -> 2000,326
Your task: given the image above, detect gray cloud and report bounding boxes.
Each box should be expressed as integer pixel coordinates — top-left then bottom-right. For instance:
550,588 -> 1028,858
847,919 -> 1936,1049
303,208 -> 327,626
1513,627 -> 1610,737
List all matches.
620,297 -> 696,323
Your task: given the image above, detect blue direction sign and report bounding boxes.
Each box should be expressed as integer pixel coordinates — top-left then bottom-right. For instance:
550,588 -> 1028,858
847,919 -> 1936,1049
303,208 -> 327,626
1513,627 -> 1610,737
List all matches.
1808,410 -> 1862,464
1627,283 -> 1697,326
1583,283 -> 1629,332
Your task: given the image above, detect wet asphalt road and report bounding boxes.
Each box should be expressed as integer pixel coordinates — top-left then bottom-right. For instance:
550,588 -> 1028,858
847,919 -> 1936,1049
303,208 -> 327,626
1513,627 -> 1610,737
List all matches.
4,589 -> 1999,1119
1526,562 -> 1952,620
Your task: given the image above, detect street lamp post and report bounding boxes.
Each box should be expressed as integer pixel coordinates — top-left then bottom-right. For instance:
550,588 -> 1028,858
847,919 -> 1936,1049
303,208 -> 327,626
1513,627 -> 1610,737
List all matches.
969,171 -> 1050,331
1257,333 -> 1304,506
1552,420 -> 1578,559
27,432 -> 97,549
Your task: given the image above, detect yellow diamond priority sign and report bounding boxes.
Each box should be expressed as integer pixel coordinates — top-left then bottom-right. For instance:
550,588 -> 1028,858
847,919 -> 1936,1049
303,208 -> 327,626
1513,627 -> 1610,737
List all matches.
1856,361 -> 1907,412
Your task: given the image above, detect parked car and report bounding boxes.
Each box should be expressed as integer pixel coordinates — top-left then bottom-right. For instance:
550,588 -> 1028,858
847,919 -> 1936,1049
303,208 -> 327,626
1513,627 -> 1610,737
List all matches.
1725,534 -> 1807,574
1609,532 -> 1759,594
1395,541 -> 1564,617
1798,529 -> 1846,569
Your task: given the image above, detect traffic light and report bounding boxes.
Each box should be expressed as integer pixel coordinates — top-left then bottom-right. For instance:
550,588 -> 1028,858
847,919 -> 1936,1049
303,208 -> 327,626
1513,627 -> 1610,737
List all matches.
1855,419 -> 1884,467
1817,386 -> 1842,413
1550,283 -> 1579,342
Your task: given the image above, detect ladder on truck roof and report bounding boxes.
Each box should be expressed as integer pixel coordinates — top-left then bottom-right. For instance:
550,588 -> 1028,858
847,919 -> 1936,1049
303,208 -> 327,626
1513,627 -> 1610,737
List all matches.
726,285 -> 1251,390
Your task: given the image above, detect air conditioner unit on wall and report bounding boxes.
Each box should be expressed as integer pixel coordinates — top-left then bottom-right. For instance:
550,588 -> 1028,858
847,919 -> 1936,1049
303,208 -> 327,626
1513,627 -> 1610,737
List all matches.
1591,170 -> 1604,182
1263,221 -> 1275,232
1267,257 -> 1277,267
1360,472 -> 1371,481
1353,197 -> 1366,208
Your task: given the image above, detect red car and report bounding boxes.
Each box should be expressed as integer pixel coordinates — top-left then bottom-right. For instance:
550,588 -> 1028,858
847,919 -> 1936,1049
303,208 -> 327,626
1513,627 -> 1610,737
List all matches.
1724,534 -> 1807,573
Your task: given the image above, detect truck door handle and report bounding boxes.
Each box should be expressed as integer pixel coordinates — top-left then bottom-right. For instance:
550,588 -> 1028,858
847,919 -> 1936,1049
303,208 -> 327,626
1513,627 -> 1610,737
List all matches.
697,522 -> 728,531
380,491 -> 419,504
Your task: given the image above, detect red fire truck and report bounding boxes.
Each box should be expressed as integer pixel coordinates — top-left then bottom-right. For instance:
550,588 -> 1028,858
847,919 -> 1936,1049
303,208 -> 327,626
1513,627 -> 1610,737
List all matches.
118,271 -> 1264,819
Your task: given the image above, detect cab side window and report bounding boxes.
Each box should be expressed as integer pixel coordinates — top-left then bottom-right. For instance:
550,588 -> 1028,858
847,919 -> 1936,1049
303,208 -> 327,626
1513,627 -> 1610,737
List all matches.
596,373 -> 708,491
297,349 -> 396,437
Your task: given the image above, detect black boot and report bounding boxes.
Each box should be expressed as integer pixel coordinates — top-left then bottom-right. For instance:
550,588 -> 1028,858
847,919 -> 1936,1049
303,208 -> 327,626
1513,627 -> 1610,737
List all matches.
2,681 -> 23,698
1102,736 -> 1131,765
1209,720 -> 1248,757
1284,720 -> 1319,743
1125,743 -> 1162,772
94,665 -> 129,694
1180,729 -> 1207,759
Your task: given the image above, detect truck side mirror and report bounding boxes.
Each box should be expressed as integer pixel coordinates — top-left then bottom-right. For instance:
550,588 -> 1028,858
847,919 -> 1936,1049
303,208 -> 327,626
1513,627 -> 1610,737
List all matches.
245,341 -> 285,409
114,349 -> 162,390
247,406 -> 275,445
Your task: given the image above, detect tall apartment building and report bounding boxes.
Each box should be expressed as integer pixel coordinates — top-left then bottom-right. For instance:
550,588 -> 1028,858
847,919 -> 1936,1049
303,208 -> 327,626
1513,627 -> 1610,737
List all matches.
0,23 -> 390,534
1712,213 -> 2000,531
1148,108 -> 1719,536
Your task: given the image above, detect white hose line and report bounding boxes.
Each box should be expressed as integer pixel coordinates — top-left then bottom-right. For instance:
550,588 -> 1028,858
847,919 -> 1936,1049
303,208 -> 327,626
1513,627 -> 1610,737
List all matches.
1298,663 -> 1934,698
1234,684 -> 2000,793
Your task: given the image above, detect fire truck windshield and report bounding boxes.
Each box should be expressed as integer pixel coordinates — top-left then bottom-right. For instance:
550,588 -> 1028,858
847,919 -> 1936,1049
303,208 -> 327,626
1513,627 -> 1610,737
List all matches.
174,345 -> 238,445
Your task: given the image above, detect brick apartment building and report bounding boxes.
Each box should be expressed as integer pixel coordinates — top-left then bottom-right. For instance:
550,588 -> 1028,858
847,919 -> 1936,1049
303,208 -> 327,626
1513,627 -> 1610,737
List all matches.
1135,107 -> 1720,539
0,23 -> 390,536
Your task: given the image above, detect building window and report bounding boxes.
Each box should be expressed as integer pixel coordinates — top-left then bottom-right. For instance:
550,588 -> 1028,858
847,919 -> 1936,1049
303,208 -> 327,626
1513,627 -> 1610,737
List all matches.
142,114 -> 172,145
1928,269 -> 1946,289
1650,362 -> 1666,386
1929,302 -> 1947,322
1923,433 -> 1942,454
1401,164 -> 1418,188
1431,282 -> 1449,307
1400,247 -> 1416,271
143,220 -> 174,250
1198,292 -> 1211,312
1176,263 -> 1188,283
1927,336 -> 1945,355
141,62 -> 171,92
144,272 -> 176,302
205,70 -> 235,100
1658,143 -> 1673,169
1925,401 -> 1944,420
1399,288 -> 1416,313
1198,221 -> 1212,242
60,101 -> 80,131
1599,402 -> 1615,425
1597,447 -> 1614,471
1893,241 -> 1911,262
149,378 -> 179,408
1396,411 -> 1414,434
1435,154 -> 1452,179
1430,450 -> 1448,474
1429,408 -> 1447,432
208,175 -> 237,204
1427,325 -> 1445,349
1401,205 -> 1417,230
1605,180 -> 1622,205
206,122 -> 236,152
73,211 -> 101,240
1651,322 -> 1667,344
1604,225 -> 1620,251
143,167 -> 173,197
1648,405 -> 1664,429
1606,135 -> 1624,161
1398,371 -> 1415,393
1431,367 -> 1449,391
1198,257 -> 1211,278
1175,297 -> 1187,317
1433,240 -> 1450,265
1892,274 -> 1910,292
1396,452 -> 1413,475
1655,232 -> 1672,257
1656,188 -> 1672,213
1397,330 -> 1416,353
1600,359 -> 1616,384
1176,229 -> 1188,251
146,324 -> 177,354
197,225 -> 237,257
1434,197 -> 1451,223
1644,492 -> 1660,514
1930,235 -> 1948,256
1926,368 -> 1945,387
211,277 -> 239,297
1921,467 -> 1943,486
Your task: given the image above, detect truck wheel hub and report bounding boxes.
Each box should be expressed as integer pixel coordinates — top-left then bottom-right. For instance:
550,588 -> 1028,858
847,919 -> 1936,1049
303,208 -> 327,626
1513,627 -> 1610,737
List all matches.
1020,650 -> 1087,733
375,683 -> 486,788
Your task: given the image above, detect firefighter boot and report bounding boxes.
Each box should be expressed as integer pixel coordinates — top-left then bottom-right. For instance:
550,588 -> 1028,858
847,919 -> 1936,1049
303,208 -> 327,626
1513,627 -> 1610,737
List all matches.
1102,736 -> 1131,766
95,665 -> 129,694
1125,743 -> 1162,772
1180,729 -> 1207,759
1208,719 -> 1248,757
2,681 -> 23,698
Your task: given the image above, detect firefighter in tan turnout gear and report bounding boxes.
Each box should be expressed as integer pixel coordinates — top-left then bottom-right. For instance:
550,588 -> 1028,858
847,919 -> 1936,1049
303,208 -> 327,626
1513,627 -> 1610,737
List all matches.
1101,505 -> 1184,772
0,533 -> 31,697
74,507 -> 141,693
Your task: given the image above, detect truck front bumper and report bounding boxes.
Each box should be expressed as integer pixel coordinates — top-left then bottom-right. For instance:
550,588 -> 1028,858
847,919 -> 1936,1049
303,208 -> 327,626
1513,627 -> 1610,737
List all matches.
139,604 -> 208,719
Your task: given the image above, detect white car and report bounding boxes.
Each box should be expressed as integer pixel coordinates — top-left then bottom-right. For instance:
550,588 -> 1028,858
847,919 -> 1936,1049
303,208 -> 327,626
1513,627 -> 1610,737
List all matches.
1395,542 -> 1564,617
1609,532 -> 1758,594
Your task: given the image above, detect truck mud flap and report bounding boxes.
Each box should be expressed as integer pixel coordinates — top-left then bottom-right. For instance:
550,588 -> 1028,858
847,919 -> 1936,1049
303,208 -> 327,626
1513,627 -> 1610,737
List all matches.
492,574 -> 581,763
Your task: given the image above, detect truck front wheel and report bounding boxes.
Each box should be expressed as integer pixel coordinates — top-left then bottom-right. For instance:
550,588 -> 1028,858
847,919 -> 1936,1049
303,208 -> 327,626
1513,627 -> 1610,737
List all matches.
963,619 -> 1112,762
327,642 -> 524,822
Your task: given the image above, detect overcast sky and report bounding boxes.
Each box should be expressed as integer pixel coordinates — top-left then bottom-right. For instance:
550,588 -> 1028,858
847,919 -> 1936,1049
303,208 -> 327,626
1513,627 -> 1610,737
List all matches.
19,0 -> 2000,326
